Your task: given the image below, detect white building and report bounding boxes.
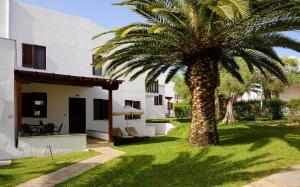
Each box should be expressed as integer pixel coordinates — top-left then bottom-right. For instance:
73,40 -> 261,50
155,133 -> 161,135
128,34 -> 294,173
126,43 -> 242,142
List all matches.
0,0 -> 178,160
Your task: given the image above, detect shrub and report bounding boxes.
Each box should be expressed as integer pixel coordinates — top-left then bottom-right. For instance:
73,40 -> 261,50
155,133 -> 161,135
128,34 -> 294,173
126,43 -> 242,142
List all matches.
264,98 -> 286,120
174,103 -> 191,119
287,98 -> 300,124
234,100 -> 261,120
234,99 -> 286,120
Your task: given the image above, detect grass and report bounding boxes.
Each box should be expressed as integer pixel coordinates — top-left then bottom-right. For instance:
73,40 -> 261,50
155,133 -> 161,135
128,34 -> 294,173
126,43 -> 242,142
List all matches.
0,150 -> 98,187
58,119 -> 300,187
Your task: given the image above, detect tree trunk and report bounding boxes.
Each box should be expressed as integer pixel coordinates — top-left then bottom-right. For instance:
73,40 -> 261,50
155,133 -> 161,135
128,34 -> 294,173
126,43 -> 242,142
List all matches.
264,89 -> 272,99
222,93 -> 238,124
216,94 -> 228,119
188,60 -> 219,146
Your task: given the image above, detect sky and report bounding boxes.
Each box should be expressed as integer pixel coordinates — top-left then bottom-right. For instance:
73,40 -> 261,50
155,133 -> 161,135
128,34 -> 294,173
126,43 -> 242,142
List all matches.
19,0 -> 299,58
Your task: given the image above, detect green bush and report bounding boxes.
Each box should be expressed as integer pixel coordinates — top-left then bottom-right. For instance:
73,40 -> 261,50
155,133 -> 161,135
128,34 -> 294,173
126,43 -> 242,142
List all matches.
174,103 -> 191,119
264,98 -> 286,120
287,98 -> 300,124
234,100 -> 261,120
234,99 -> 286,120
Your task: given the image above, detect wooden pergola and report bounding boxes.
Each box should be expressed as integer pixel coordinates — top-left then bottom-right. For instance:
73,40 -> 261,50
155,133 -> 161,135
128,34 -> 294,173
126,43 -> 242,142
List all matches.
15,70 -> 123,141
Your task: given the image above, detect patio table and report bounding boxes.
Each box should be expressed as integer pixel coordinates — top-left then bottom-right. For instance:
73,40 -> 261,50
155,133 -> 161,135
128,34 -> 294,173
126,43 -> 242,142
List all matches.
26,124 -> 55,136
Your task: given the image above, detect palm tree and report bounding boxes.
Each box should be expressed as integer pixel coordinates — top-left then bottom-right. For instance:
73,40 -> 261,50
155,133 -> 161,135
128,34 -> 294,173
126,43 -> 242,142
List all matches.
93,0 -> 300,146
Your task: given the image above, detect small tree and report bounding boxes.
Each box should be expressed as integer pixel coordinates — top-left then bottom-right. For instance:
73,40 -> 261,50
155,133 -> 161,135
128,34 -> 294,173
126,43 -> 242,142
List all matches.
262,57 -> 300,99
173,75 -> 191,104
218,59 -> 260,124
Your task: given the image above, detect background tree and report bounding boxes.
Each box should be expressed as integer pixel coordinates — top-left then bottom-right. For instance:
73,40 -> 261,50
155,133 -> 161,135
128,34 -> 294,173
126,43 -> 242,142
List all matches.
262,57 -> 300,99
94,0 -> 300,146
173,75 -> 191,104
218,59 -> 260,124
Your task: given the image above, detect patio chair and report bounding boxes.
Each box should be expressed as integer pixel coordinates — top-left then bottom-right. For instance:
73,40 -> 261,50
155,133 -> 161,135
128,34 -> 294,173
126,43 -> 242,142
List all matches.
112,128 -> 135,145
22,124 -> 33,136
54,123 -> 63,135
41,123 -> 55,135
125,127 -> 150,140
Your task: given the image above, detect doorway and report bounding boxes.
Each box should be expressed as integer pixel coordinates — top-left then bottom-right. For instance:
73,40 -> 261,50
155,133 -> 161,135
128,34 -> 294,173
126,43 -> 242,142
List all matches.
69,98 -> 86,134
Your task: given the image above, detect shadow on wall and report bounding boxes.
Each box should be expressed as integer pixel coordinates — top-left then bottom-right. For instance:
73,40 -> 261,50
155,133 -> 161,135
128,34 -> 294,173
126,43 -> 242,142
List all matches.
0,132 -> 28,161
0,96 -> 26,160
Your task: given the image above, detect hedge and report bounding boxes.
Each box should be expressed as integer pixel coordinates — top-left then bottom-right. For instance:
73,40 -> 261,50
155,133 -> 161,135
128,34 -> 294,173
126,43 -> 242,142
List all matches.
174,103 -> 192,119
234,99 -> 286,120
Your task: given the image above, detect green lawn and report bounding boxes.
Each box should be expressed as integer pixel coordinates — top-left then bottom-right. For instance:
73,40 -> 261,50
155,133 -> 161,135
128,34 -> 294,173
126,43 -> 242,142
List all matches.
59,119 -> 300,187
0,150 -> 98,187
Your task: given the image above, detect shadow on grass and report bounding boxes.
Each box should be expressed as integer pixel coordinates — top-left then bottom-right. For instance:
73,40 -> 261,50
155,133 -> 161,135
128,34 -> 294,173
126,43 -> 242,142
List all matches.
63,149 -> 281,187
0,160 -> 78,187
220,122 -> 300,151
116,136 -> 180,147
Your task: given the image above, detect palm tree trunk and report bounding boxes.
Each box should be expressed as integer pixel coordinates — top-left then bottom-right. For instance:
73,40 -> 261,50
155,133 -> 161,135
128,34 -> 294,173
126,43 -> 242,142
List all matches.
188,61 -> 219,146
222,93 -> 238,124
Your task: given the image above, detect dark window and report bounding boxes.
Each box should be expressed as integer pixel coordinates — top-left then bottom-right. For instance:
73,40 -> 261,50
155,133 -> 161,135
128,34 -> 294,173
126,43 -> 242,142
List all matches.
22,92 -> 47,118
34,46 -> 46,69
125,100 -> 141,120
94,99 -> 108,120
146,80 -> 159,93
92,55 -> 103,76
154,95 -> 163,105
22,44 -> 46,70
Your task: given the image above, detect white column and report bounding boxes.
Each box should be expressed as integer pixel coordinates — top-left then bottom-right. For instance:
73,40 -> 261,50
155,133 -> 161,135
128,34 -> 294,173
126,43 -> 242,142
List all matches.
0,0 -> 10,38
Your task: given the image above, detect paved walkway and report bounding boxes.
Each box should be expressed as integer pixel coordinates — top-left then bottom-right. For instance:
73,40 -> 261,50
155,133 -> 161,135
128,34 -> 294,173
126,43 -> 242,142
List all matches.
16,147 -> 125,187
244,164 -> 300,187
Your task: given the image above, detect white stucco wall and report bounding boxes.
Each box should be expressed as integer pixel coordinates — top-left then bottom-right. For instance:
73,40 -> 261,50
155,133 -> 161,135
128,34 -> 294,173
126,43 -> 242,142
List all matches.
0,38 -> 16,160
113,76 -> 149,136
22,81 -> 150,136
10,1 -> 108,77
164,81 -> 177,117
146,123 -> 175,135
145,84 -> 166,119
8,1 -> 149,136
22,83 -> 109,134
18,134 -> 87,156
0,2 -> 156,160
0,0 -> 10,38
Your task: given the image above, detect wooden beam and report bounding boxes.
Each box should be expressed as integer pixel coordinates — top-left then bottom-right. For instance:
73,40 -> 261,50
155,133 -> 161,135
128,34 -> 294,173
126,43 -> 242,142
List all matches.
15,70 -> 122,89
16,80 -> 22,135
108,89 -> 113,142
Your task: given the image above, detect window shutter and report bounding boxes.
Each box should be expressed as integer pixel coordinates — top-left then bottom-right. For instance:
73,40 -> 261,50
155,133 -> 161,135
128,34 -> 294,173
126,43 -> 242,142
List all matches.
133,101 -> 141,109
159,95 -> 163,105
103,100 -> 109,119
34,46 -> 46,70
22,44 -> 34,68
94,99 -> 101,120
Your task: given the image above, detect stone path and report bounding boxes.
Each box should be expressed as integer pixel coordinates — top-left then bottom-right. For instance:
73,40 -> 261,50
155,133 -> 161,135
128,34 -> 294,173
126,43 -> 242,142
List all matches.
244,164 -> 300,187
16,147 -> 125,187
